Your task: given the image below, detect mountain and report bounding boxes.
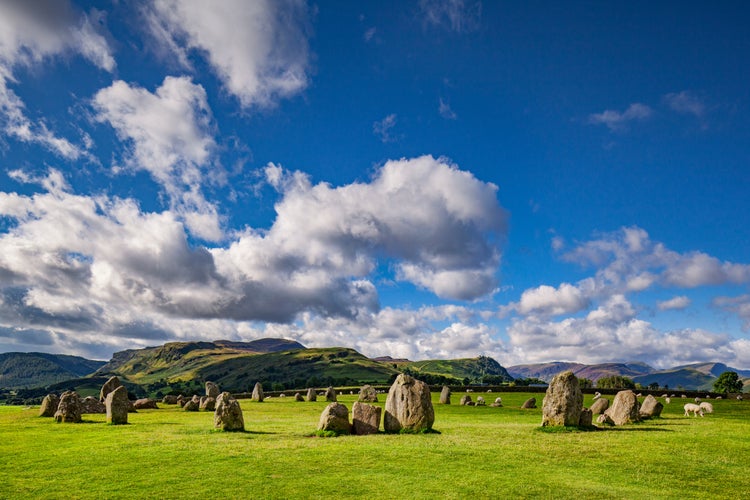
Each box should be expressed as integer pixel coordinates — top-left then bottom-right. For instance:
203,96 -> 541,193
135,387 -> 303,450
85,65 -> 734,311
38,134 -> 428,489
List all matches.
402,355 -> 513,384
507,362 -> 587,381
633,363 -> 750,391
0,352 -> 106,390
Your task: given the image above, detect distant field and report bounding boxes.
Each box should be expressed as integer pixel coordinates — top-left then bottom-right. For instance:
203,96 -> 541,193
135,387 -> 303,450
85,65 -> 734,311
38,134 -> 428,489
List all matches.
2,392 -> 748,499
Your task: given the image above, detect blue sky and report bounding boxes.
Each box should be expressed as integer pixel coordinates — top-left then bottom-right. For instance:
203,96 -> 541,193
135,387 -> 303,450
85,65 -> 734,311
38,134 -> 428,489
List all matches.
1,0 -> 749,368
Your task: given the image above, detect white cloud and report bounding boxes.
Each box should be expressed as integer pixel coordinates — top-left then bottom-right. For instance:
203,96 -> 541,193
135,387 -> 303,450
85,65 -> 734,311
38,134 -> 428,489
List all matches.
146,0 -> 310,108
0,1 -> 114,159
588,103 -> 652,132
92,76 -> 222,241
714,295 -> 750,331
517,283 -> 590,317
657,296 -> 691,311
664,90 -> 705,117
373,113 -> 398,143
419,0 -> 482,33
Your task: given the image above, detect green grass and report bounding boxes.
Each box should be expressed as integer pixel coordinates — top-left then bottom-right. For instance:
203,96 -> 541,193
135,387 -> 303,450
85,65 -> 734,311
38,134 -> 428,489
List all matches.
2,392 -> 748,499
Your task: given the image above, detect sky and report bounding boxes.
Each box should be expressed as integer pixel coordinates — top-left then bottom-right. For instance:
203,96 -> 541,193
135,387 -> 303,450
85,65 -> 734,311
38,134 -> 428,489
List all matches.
0,1 -> 749,369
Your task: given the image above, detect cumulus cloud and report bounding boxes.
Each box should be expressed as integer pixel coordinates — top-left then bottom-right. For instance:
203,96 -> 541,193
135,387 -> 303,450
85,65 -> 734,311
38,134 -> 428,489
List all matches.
588,103 -> 652,132
516,283 -> 590,317
145,0 -> 310,108
419,0 -> 482,33
92,76 -> 222,241
0,0 -> 114,159
0,157 -> 505,356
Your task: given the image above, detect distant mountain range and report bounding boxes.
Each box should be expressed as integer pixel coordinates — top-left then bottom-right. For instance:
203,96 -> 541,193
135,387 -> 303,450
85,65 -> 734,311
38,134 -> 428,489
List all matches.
1,338 -> 749,394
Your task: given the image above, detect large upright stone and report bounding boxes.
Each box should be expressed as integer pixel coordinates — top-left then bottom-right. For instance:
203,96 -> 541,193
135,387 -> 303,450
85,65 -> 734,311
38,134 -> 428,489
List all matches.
541,371 -> 584,427
439,386 -> 451,404
639,395 -> 663,419
183,395 -> 200,412
317,402 -> 351,434
106,385 -> 129,425
200,396 -> 216,411
306,388 -> 317,402
358,385 -> 378,403
460,394 -> 473,406
100,376 -> 123,402
54,391 -> 82,423
39,393 -> 60,417
251,382 -> 264,402
383,374 -> 434,433
352,401 -> 381,435
205,381 -> 220,398
602,390 -> 640,425
325,386 -> 337,402
590,397 -> 609,415
214,392 -> 244,432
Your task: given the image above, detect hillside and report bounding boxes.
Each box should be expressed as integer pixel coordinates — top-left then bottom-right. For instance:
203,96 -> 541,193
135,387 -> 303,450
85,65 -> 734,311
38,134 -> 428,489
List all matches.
401,355 -> 513,384
0,352 -> 106,390
95,338 -> 305,384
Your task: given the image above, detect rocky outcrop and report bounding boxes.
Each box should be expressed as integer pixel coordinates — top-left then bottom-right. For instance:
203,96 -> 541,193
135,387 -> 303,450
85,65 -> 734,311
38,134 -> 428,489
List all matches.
541,371 -> 583,427
383,374 -> 434,433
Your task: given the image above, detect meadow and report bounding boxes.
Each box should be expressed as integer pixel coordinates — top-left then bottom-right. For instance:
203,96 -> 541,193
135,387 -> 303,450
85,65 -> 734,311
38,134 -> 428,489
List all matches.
1,392 -> 748,499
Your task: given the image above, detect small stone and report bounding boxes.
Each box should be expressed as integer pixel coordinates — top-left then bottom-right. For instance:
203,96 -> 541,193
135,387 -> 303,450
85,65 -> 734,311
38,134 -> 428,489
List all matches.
162,395 -> 179,405
251,382 -> 264,402
306,388 -> 317,402
81,396 -> 106,414
106,386 -> 129,425
54,391 -> 82,423
521,397 -> 536,409
460,394 -> 473,406
578,407 -> 593,427
133,398 -> 159,410
200,396 -> 216,411
295,392 -> 305,402
439,386 -> 451,404
590,397 -> 609,415
325,386 -> 337,402
639,395 -> 664,419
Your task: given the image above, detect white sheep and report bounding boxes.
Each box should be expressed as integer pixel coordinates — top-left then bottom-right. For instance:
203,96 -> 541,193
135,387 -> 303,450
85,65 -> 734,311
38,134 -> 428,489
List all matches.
494,397 -> 502,404
694,397 -> 701,403
476,396 -> 486,406
737,395 -> 743,401
699,402 -> 714,414
593,392 -> 601,400
684,403 -> 704,417
665,397 -> 671,404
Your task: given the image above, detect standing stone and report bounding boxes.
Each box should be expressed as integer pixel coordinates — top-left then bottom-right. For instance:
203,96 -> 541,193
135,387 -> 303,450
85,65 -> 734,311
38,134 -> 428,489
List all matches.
39,394 -> 60,417
521,397 -> 537,409
295,392 -> 305,402
541,371 -> 583,427
460,394 -> 473,406
106,385 -> 130,425
214,392 -> 244,432
358,385 -> 378,403
352,401 -> 381,435
639,395 -> 664,419
603,390 -> 640,425
183,397 -> 200,411
176,395 -> 186,407
100,376 -> 123,402
317,402 -> 351,434
383,374 -> 434,433
251,382 -> 264,402
578,407 -> 593,427
439,386 -> 451,404
54,391 -> 82,423
205,381 -> 220,398
306,388 -> 317,402
325,386 -> 337,402
81,396 -> 106,414
200,396 -> 216,411
590,397 -> 609,415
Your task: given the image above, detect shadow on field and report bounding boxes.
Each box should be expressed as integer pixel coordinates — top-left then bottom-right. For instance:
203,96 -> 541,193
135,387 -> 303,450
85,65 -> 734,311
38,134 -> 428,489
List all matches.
602,426 -> 674,432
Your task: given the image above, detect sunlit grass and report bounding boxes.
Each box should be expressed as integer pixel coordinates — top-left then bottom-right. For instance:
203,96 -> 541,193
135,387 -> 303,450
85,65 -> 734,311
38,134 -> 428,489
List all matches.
1,392 -> 748,499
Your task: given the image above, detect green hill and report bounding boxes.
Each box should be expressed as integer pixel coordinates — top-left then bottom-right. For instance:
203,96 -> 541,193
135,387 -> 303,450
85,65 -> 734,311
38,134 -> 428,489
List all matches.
403,355 -> 513,385
0,352 -> 106,390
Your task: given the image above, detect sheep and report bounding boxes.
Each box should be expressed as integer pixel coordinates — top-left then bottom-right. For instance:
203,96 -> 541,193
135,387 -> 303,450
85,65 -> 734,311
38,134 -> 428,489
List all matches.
593,392 -> 601,400
737,395 -> 743,401
715,396 -> 722,400
681,394 -> 687,398
699,402 -> 714,414
694,397 -> 701,403
494,397 -> 502,405
476,396 -> 486,406
661,394 -> 668,398
684,403 -> 704,417
665,397 -> 671,404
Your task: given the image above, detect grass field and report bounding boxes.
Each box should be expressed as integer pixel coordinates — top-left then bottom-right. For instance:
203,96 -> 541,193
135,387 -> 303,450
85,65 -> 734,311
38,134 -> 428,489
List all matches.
1,392 -> 748,499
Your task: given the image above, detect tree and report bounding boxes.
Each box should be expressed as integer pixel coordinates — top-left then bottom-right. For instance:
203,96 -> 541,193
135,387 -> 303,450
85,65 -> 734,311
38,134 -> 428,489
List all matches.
578,377 -> 594,389
713,371 -> 743,394
596,375 -> 635,389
